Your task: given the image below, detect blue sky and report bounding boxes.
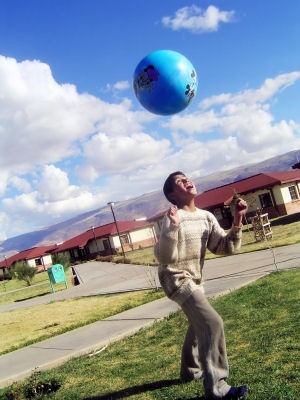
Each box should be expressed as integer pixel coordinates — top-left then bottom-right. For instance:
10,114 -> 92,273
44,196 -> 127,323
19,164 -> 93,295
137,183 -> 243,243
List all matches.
0,0 -> 299,241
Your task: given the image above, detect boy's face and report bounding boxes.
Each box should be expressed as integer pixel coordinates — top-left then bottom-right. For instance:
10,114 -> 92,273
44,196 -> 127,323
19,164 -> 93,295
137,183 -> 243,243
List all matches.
169,174 -> 197,204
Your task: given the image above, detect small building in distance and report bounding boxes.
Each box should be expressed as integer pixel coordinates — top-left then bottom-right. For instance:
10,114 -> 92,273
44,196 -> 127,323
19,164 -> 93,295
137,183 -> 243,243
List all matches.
0,245 -> 57,275
53,220 -> 156,263
195,170 -> 300,228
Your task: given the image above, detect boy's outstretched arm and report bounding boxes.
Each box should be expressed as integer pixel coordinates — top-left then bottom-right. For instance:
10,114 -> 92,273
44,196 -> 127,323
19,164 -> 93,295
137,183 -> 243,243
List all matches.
207,198 -> 248,256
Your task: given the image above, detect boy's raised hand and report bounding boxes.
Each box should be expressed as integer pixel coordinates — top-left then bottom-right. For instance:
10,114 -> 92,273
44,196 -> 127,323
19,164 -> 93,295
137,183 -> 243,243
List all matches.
233,198 -> 248,227
235,198 -> 248,216
167,205 -> 179,226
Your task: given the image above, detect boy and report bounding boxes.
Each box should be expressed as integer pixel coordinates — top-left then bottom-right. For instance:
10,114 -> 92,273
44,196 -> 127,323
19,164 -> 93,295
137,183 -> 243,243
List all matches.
155,171 -> 248,400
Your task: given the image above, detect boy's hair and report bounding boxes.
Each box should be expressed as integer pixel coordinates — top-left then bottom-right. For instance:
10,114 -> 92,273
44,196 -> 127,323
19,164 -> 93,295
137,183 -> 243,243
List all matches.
163,171 -> 185,205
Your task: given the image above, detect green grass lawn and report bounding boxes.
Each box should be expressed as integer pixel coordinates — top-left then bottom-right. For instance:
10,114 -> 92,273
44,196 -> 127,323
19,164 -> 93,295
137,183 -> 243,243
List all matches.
2,268 -> 299,400
0,269 -> 51,292
0,269 -> 73,306
0,290 -> 164,355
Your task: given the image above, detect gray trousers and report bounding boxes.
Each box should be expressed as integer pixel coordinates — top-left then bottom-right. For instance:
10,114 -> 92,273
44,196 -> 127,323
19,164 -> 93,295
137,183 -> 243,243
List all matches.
180,288 -> 231,398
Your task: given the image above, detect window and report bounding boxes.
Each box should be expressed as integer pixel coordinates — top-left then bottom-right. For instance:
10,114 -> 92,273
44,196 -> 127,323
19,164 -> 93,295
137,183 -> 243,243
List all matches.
288,185 -> 299,201
120,234 -> 130,245
259,192 -> 273,208
35,258 -> 42,266
103,239 -> 110,250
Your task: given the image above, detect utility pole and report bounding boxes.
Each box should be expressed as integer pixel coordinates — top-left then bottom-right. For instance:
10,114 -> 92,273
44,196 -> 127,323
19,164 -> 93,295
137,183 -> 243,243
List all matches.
107,202 -> 125,259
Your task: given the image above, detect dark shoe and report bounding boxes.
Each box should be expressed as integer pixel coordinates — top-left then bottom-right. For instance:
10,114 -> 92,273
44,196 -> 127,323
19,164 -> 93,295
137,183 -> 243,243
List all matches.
205,386 -> 248,399
223,386 -> 248,399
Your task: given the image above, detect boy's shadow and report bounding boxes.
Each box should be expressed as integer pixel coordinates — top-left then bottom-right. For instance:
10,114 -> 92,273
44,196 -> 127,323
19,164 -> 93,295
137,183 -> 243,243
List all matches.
83,378 -> 205,399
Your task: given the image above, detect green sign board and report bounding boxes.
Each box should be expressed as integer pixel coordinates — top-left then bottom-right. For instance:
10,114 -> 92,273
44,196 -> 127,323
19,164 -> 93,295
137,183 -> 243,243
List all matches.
47,264 -> 68,293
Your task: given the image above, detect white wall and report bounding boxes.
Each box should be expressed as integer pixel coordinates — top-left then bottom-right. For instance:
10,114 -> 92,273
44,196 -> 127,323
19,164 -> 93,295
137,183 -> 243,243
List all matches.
130,227 -> 154,242
27,254 -> 52,268
109,227 -> 155,249
241,191 -> 273,212
277,183 -> 300,203
109,235 -> 120,248
27,258 -> 37,268
272,185 -> 285,203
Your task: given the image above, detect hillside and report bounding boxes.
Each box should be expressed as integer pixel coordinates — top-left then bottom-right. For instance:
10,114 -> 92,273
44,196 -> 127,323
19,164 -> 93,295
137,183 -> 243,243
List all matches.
1,149 -> 299,256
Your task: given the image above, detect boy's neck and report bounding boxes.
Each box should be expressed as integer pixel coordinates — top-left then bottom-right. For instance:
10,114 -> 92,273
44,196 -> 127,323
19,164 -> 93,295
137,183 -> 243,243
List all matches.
177,199 -> 197,212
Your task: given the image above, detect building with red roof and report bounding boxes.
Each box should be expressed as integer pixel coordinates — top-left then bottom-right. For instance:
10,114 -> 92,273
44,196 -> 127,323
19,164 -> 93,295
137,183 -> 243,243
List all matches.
53,220 -> 156,263
195,170 -> 300,228
0,245 -> 57,274
150,170 -> 300,231
0,220 -> 156,274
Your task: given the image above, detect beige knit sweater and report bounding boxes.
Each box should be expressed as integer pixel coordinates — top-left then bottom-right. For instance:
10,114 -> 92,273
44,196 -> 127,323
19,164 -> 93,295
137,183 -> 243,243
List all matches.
155,208 -> 242,305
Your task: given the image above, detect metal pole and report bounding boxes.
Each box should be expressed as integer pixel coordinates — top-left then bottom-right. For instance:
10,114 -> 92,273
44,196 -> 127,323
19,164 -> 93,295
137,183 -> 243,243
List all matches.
2,256 -> 8,288
107,202 -> 125,258
91,226 -> 99,254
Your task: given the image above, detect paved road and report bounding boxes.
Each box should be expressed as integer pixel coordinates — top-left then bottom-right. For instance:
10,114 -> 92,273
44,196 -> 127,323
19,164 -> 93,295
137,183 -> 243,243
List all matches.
0,243 -> 299,388
0,263 -> 159,312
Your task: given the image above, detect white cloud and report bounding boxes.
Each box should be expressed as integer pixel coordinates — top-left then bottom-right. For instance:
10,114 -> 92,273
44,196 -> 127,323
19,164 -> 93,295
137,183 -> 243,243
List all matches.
2,165 -> 105,235
75,164 -> 99,183
82,132 -> 170,176
0,56 -> 99,174
36,165 -> 81,202
3,189 -> 101,223
94,98 -> 156,135
0,171 -> 10,196
162,5 -> 235,33
164,110 -> 219,134
0,212 -> 10,242
0,56 -> 155,192
200,72 -> 300,109
166,72 -> 300,152
0,55 -> 299,241
0,55 -> 171,238
113,80 -> 130,91
105,80 -> 130,92
9,176 -> 32,193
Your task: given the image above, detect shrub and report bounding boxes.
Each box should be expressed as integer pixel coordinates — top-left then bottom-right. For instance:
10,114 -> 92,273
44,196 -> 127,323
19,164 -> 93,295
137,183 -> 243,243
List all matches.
23,373 -> 61,398
11,262 -> 38,286
51,253 -> 70,271
95,255 -> 113,262
0,270 -> 12,281
115,257 -> 132,264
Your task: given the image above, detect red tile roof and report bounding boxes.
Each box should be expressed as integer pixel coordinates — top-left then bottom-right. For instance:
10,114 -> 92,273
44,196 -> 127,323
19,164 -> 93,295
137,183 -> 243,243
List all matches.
195,171 -> 300,209
0,245 -> 57,268
55,220 -> 153,252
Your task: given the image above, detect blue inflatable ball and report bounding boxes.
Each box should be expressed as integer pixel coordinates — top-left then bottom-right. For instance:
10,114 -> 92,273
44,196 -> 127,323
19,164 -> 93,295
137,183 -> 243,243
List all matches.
133,49 -> 198,116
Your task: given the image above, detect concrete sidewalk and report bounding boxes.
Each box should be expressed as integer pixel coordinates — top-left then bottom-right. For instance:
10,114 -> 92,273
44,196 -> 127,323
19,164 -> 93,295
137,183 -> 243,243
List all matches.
0,297 -> 179,388
0,243 -> 299,388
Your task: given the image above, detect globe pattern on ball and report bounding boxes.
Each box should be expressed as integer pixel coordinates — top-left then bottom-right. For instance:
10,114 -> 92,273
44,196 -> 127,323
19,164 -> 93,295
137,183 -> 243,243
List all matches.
133,49 -> 198,116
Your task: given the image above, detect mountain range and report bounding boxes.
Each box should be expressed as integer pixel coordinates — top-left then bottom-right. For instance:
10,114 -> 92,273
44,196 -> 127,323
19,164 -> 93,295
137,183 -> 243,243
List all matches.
1,149 -> 299,257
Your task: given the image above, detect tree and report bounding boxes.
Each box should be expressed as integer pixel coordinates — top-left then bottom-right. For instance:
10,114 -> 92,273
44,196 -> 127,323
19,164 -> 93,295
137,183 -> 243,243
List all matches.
51,253 -> 70,271
11,262 -> 38,286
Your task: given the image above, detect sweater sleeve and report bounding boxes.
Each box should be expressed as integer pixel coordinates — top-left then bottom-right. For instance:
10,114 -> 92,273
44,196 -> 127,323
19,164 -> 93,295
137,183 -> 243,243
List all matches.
154,215 -> 179,264
207,213 -> 242,255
